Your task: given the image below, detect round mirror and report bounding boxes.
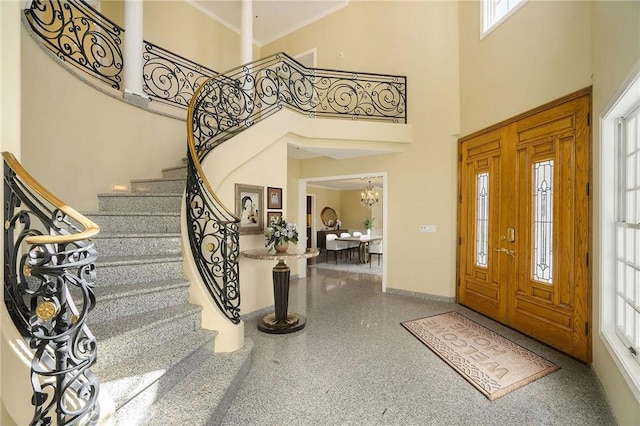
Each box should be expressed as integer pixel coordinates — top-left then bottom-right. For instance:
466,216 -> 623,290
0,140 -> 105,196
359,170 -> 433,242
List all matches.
320,206 -> 338,227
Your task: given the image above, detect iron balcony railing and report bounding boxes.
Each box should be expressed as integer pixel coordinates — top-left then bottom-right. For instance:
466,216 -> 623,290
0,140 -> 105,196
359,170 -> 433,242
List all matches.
186,52 -> 407,322
3,152 -> 101,425
143,41 -> 218,109
24,0 -> 124,90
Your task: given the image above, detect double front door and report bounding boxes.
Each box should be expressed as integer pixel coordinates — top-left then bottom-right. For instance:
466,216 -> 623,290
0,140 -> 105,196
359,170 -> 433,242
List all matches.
457,90 -> 591,362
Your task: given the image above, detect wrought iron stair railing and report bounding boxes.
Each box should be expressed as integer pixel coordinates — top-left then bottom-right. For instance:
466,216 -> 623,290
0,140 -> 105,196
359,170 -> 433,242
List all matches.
186,52 -> 407,323
3,152 -> 101,425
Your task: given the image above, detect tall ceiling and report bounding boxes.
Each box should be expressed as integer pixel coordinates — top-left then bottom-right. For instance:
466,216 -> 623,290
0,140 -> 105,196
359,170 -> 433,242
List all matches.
190,0 -> 348,46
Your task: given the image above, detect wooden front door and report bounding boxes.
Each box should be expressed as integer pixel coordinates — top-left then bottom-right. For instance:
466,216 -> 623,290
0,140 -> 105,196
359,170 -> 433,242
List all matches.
457,89 -> 591,362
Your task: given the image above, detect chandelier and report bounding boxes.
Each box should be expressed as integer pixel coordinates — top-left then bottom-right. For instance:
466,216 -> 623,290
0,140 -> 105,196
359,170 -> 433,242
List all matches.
361,180 -> 379,208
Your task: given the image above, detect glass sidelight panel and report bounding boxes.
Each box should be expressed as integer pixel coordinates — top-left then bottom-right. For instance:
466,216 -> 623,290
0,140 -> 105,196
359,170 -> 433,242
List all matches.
476,172 -> 489,267
533,160 -> 554,283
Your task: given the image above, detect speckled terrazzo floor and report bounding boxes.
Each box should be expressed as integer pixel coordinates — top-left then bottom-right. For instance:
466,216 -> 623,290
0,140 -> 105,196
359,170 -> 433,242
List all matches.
222,267 -> 616,426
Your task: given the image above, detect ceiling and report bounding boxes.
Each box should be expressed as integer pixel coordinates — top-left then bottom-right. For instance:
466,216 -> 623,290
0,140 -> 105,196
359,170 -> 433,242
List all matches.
190,0 -> 348,46
308,176 -> 383,190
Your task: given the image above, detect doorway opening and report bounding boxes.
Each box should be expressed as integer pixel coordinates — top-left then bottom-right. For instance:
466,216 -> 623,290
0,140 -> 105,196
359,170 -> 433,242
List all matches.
297,172 -> 387,293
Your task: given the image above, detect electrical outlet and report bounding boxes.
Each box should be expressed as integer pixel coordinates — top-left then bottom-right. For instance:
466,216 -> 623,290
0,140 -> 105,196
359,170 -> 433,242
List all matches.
419,225 -> 436,233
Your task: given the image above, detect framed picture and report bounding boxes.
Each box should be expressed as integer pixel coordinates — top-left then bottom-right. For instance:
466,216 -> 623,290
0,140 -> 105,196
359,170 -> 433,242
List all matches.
235,183 -> 264,234
267,211 -> 282,225
267,187 -> 282,210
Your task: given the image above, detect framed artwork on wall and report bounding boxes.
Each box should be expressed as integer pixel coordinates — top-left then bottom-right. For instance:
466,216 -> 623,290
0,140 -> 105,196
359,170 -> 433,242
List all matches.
235,183 -> 264,234
267,211 -> 282,225
267,187 -> 282,210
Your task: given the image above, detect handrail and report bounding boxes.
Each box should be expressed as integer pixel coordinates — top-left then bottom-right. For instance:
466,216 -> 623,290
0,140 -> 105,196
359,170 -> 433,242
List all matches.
3,151 -> 101,425
3,152 -> 100,244
186,52 -> 407,324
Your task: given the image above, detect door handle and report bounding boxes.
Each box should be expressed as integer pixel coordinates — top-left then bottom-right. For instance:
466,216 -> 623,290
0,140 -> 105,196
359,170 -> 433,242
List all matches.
493,247 -> 516,257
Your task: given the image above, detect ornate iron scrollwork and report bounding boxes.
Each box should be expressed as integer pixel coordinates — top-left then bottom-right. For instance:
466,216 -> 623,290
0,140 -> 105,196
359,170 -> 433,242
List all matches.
143,41 -> 217,109
24,0 -> 124,90
4,157 -> 100,425
185,156 -> 240,323
186,53 -> 407,323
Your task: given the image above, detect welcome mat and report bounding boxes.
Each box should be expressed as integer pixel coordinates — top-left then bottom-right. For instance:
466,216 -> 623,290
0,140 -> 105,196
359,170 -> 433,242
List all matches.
401,311 -> 559,401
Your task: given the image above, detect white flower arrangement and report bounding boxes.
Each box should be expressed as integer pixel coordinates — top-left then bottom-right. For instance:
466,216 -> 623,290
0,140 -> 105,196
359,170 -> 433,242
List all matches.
264,216 -> 299,249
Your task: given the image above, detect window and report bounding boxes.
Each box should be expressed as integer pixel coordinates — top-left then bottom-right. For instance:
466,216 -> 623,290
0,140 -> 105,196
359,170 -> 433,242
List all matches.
481,0 -> 527,38
616,106 -> 640,359
601,64 -> 640,398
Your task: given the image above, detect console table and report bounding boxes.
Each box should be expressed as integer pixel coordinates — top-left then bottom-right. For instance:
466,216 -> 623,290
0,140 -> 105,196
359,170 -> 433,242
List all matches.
241,247 -> 319,334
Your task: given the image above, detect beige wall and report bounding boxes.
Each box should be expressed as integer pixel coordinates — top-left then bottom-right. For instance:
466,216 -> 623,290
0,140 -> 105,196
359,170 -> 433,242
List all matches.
591,2 -> 640,425
100,0 -> 254,73
143,0 -> 250,72
459,0 -> 592,135
307,185 -> 343,233
218,140 -> 288,315
339,188 -> 383,233
21,24 -> 187,211
264,1 -> 460,299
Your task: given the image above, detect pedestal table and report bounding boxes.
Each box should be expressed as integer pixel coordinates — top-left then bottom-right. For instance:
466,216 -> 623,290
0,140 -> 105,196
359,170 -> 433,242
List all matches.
241,247 -> 319,334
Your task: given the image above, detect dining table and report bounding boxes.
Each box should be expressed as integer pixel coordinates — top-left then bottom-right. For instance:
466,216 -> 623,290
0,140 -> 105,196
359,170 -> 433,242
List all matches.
335,235 -> 382,264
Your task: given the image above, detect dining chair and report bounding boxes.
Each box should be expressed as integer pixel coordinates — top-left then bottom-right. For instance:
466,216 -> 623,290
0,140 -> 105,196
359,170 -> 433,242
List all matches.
325,234 -> 348,263
340,232 -> 358,260
369,240 -> 383,268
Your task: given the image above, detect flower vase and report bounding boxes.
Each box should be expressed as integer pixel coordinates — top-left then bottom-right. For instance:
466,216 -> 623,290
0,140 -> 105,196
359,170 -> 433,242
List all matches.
274,242 -> 289,252
367,229 -> 371,238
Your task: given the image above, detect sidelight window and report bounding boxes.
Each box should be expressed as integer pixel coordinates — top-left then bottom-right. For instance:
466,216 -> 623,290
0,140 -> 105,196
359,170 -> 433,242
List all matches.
476,172 -> 489,267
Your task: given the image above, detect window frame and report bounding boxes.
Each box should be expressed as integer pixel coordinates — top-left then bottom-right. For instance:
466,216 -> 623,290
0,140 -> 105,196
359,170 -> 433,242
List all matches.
480,0 -> 528,39
600,61 -> 640,402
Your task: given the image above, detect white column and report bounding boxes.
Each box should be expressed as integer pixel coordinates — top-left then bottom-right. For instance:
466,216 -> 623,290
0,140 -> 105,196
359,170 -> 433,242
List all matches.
123,0 -> 146,99
240,0 -> 253,64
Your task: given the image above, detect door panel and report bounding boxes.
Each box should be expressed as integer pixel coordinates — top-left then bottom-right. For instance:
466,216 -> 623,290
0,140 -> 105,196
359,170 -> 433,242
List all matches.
458,128 -> 508,323
457,92 -> 591,362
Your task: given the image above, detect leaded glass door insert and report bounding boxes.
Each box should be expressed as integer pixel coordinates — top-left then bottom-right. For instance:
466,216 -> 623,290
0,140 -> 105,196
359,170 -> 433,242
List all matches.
533,160 -> 553,283
476,172 -> 489,267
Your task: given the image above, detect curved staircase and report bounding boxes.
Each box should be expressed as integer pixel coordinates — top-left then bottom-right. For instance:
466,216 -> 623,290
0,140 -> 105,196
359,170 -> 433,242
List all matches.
83,160 -> 252,425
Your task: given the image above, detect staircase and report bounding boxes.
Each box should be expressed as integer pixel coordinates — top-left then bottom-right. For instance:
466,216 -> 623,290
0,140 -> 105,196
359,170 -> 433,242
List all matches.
83,160 -> 252,425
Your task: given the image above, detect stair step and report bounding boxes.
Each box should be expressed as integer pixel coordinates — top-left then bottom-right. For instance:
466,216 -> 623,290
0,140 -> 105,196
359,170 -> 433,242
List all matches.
95,329 -> 217,411
98,193 -> 182,213
91,304 -> 202,369
162,165 -> 187,179
87,279 -> 189,323
93,233 -> 182,257
96,254 -> 184,287
85,212 -> 181,234
131,177 -> 186,194
138,339 -> 254,426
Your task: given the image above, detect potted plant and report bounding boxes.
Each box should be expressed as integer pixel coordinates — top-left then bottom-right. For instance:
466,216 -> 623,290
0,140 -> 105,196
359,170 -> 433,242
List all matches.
363,217 -> 375,237
264,216 -> 299,252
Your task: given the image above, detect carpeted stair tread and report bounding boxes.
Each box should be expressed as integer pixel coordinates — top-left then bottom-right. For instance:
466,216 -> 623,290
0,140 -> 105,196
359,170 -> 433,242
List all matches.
95,329 -> 217,409
140,339 -> 254,426
91,303 -> 201,341
96,253 -> 183,266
